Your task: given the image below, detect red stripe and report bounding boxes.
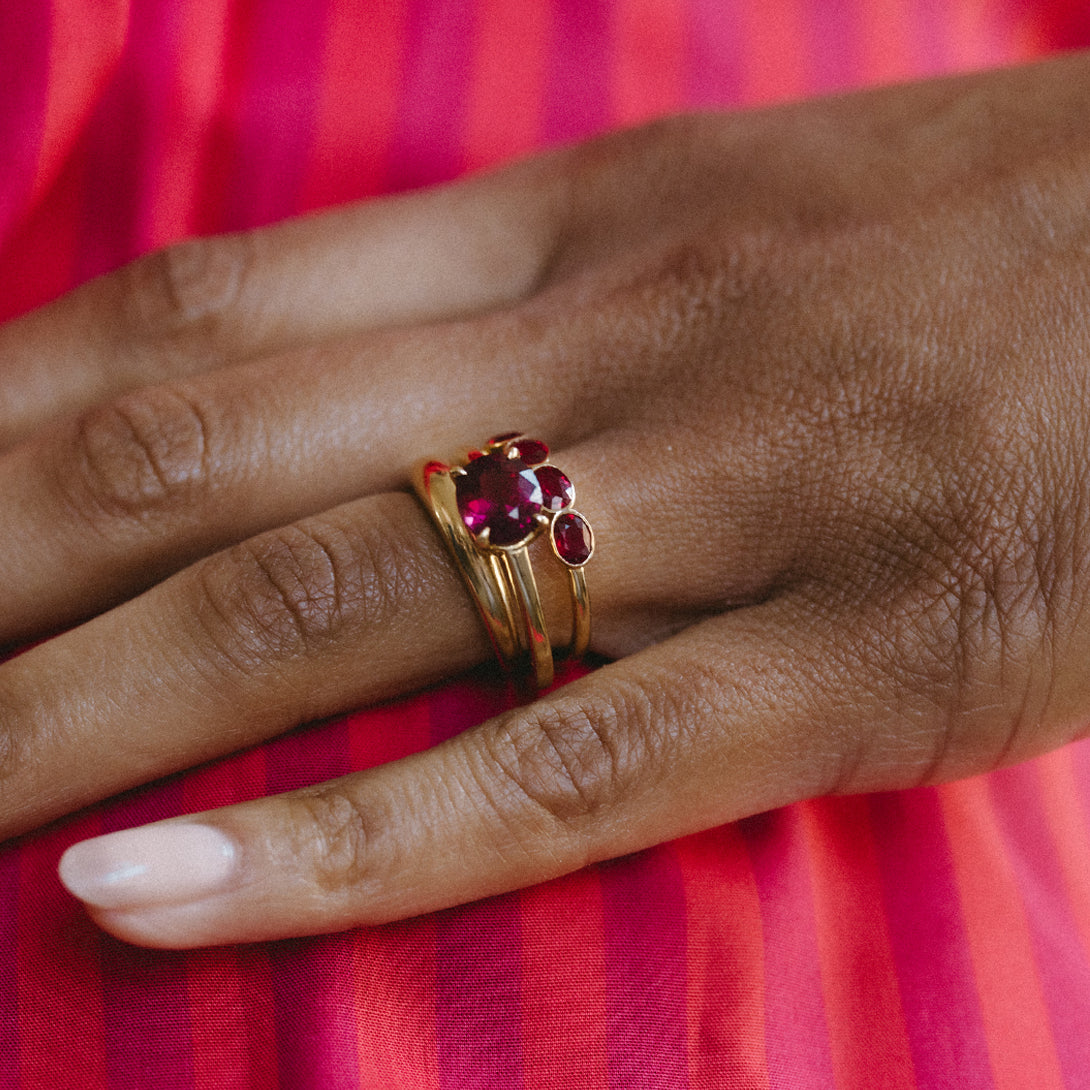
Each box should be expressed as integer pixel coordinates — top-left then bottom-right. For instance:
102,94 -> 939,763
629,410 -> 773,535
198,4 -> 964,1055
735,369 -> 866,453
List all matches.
611,0 -> 686,125
299,0 -> 410,210
520,869 -> 609,1088
940,776 -> 1065,1090
350,692 -> 440,1086
14,815 -> 109,1090
804,797 -> 916,1090
462,0 -> 551,173
743,808 -> 836,1088
735,0 -> 811,104
143,0 -> 233,247
856,0 -> 915,85
870,790 -> 995,1088
674,825 -> 769,1090
352,919 -> 441,1089
34,0 -> 128,215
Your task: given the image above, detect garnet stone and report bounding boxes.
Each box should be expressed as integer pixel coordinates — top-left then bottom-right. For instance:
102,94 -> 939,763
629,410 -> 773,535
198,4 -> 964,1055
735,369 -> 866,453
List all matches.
536,465 -> 574,512
552,511 -> 593,566
456,449 -> 543,546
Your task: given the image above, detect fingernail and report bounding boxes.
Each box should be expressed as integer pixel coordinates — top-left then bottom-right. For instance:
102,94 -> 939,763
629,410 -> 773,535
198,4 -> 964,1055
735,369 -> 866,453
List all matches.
59,823 -> 238,910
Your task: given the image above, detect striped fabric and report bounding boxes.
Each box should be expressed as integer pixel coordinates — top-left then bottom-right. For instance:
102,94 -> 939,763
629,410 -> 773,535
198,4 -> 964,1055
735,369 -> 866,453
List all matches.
2,1 -> 1090,1086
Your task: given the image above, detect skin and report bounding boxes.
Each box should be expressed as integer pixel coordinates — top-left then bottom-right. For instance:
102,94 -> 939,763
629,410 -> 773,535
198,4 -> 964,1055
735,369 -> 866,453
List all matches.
3,54 -> 1090,946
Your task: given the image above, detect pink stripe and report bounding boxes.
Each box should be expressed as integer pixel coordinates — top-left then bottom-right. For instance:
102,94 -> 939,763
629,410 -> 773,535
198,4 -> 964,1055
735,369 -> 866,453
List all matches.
600,846 -> 689,1090
542,0 -> 615,145
988,760 -> 1090,1086
181,750 -> 278,1090
0,3 -> 50,243
98,785 -> 197,1090
742,808 -> 836,1087
212,0 -> 332,230
906,0 -> 955,74
431,678 -> 526,1089
0,844 -> 19,1088
264,719 -> 359,1090
15,814 -> 109,1090
940,776 -> 1066,1090
869,791 -> 995,1088
0,137 -> 84,321
799,0 -> 863,93
385,0 -> 478,193
684,0 -> 744,109
70,45 -> 149,280
803,797 -> 914,1089
1035,744 -> 1090,959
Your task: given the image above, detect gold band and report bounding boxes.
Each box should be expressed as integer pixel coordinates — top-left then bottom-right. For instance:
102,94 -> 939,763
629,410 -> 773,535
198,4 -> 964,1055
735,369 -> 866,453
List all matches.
413,435 -> 594,689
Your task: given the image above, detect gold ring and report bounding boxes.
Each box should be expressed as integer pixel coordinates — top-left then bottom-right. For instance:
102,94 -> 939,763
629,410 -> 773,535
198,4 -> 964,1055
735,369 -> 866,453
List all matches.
413,433 -> 593,689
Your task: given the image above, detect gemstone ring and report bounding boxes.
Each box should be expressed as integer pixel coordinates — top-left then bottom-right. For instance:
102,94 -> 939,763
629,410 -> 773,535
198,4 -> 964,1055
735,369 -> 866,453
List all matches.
413,433 -> 593,689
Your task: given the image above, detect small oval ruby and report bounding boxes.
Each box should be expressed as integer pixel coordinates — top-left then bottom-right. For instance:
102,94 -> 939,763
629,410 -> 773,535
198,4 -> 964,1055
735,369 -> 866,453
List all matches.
552,511 -> 593,566
536,465 -> 574,511
512,438 -> 549,465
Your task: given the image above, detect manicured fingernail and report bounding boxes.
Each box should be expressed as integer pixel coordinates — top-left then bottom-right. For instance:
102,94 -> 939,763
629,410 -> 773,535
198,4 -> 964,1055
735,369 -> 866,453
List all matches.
58,823 -> 237,910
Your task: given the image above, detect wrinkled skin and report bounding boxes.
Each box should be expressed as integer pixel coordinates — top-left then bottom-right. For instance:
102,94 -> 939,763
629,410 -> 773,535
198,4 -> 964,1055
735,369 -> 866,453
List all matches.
3,53 -> 1090,945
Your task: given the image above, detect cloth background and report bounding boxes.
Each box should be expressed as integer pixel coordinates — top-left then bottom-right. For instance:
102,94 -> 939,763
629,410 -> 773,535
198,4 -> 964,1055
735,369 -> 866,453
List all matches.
2,1 -> 1090,1087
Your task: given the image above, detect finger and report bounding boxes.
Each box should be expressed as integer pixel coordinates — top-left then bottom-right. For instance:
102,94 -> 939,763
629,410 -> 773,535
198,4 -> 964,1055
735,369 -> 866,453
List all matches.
0,431 -> 753,840
0,310 -> 600,643
0,156 -> 564,448
55,594 -> 971,948
0,491 -> 489,838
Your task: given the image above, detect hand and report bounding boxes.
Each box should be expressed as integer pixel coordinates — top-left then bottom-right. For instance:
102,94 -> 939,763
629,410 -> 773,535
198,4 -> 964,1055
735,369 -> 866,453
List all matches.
4,54 -> 1090,946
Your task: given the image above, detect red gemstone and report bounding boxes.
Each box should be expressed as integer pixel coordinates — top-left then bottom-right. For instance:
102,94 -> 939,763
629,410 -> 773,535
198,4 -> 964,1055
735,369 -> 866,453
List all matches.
487,431 -> 522,447
552,511 -> 593,566
456,450 -> 543,545
536,465 -> 574,511
511,438 -> 549,465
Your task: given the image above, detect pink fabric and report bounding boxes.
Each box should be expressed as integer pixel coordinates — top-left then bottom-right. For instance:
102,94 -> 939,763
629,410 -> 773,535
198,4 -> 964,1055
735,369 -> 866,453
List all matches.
2,1 -> 1090,1086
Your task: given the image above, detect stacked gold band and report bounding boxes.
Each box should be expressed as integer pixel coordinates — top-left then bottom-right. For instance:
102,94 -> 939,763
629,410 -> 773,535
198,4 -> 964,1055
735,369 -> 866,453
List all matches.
414,434 -> 594,689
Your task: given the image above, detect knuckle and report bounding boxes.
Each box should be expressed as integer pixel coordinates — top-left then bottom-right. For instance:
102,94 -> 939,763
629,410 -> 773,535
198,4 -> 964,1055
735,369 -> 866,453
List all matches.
64,386 -> 213,524
482,686 -> 655,828
193,516 -> 408,670
291,789 -> 375,894
118,234 -> 252,355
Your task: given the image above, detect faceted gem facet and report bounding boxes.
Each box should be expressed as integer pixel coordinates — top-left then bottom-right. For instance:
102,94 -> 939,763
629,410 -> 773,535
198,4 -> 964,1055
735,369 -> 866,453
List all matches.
536,465 -> 574,511
512,438 -> 549,465
552,511 -> 593,566
456,450 -> 543,545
